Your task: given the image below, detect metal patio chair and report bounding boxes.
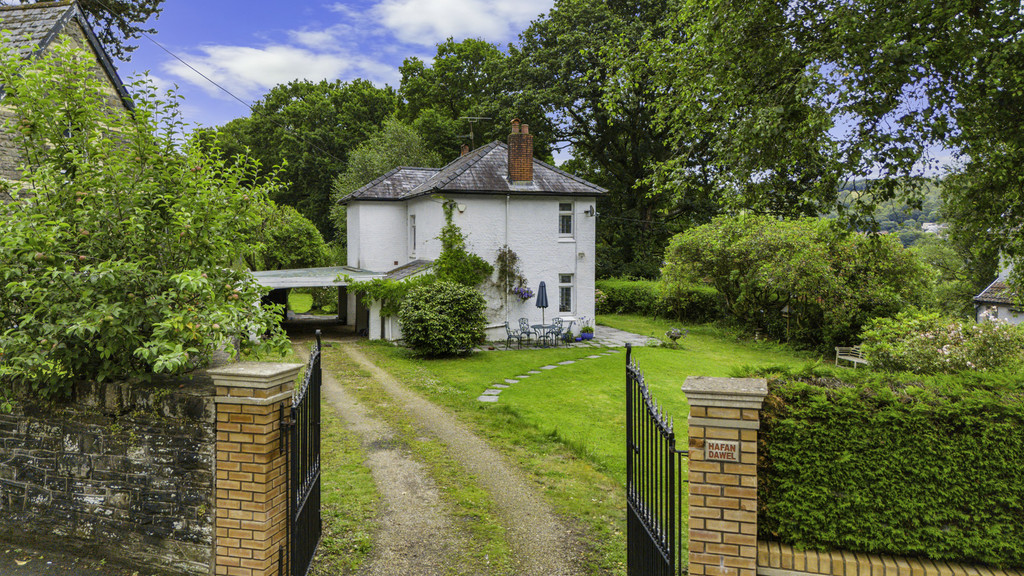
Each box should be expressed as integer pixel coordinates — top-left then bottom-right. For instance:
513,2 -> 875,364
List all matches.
518,318 -> 535,346
505,321 -> 526,350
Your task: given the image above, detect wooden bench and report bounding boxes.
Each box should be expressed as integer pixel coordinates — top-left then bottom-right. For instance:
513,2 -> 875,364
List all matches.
834,345 -> 869,368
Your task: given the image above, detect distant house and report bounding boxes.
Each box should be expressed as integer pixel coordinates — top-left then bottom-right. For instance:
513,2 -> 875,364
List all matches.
338,120 -> 606,341
974,265 -> 1022,325
0,0 -> 132,200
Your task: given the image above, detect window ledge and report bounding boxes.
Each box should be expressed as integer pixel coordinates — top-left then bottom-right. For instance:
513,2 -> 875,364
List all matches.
557,237 -> 576,243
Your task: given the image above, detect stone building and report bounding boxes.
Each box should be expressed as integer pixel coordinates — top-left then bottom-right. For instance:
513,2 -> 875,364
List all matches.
0,0 -> 132,201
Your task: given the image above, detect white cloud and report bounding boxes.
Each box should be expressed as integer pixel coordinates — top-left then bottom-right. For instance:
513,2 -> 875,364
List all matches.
163,45 -> 352,100
373,0 -> 551,46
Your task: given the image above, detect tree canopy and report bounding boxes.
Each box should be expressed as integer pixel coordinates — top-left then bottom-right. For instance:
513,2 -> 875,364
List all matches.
662,215 -> 931,348
626,0 -> 1024,251
214,79 -> 398,241
0,38 -> 287,397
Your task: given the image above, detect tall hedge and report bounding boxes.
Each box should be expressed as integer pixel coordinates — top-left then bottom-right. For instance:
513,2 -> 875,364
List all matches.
759,372 -> 1024,567
595,278 -> 720,322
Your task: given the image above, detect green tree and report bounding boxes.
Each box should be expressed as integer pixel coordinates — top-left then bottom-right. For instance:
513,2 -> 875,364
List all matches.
511,0 -> 705,278
398,37 -> 554,163
250,204 -> 330,271
214,79 -> 398,240
0,38 -> 287,398
7,0 -> 164,61
330,117 -> 443,242
633,0 -> 1024,257
662,215 -> 931,348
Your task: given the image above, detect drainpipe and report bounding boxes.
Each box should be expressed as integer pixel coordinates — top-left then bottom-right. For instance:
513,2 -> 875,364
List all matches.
505,193 -> 510,322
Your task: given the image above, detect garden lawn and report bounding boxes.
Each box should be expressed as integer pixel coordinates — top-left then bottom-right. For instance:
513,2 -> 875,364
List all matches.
352,316 -> 816,574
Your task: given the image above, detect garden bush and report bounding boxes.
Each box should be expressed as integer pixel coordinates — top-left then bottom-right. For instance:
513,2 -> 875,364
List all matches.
595,278 -> 720,322
0,40 -> 287,400
758,367 -> 1024,567
398,281 -> 486,357
861,310 -> 1024,374
662,215 -> 931,349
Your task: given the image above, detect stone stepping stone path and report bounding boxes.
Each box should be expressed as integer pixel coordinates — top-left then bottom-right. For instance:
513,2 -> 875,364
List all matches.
477,348 -> 622,403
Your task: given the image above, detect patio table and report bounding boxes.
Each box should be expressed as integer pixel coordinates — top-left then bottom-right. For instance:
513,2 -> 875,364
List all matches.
532,324 -> 554,347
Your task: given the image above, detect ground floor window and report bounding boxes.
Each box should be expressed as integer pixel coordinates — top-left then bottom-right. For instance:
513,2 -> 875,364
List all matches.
559,273 -> 573,312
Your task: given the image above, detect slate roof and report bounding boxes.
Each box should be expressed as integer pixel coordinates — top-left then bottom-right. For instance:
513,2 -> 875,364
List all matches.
975,263 -> 1019,306
975,280 -> 1015,306
386,259 -> 433,281
0,1 -> 132,108
339,141 -> 607,204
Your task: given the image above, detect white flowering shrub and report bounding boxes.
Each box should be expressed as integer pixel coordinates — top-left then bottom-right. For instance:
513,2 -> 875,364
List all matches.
860,310 -> 1024,374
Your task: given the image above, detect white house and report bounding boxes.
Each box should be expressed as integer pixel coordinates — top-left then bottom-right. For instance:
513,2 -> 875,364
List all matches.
974,264 -> 1022,325
338,120 -> 606,341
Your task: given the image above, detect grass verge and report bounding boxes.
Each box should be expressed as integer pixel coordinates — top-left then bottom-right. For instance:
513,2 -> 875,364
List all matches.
350,320 -> 815,574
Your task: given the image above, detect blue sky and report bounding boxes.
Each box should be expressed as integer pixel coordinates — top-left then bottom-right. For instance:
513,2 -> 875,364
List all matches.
117,0 -> 554,130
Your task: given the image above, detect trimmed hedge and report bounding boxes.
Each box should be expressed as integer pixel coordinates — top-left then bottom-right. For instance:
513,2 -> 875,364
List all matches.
758,368 -> 1024,568
595,278 -> 720,322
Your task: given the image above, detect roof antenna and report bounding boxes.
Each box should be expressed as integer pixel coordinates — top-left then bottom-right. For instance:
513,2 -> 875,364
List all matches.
459,116 -> 491,152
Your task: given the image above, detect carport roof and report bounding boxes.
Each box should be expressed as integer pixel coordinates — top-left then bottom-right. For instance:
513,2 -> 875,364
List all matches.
251,266 -> 384,289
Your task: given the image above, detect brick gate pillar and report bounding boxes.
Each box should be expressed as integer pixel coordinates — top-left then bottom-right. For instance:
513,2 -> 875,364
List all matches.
681,377 -> 768,576
209,362 -> 302,576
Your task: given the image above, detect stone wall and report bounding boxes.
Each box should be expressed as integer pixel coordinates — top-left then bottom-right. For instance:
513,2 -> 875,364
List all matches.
0,376 -> 217,575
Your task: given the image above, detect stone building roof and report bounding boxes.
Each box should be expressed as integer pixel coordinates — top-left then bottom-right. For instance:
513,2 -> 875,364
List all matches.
974,264 -> 1018,306
338,141 -> 607,204
0,0 -> 131,107
974,280 -> 1015,306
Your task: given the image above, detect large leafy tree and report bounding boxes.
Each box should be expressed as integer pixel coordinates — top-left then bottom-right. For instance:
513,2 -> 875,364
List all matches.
0,38 -> 287,398
4,0 -> 164,61
635,0 -> 1024,286
398,38 -> 554,163
511,0 -> 708,279
330,117 -> 442,244
215,79 -> 398,240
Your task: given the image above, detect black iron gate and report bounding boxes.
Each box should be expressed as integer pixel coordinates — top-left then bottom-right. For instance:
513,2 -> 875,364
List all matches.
284,331 -> 323,576
626,343 -> 687,576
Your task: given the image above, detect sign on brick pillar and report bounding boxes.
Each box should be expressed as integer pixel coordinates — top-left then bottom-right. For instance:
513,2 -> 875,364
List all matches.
209,362 -> 302,576
681,377 -> 768,576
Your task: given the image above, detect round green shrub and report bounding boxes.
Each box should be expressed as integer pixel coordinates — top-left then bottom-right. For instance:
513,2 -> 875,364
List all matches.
398,281 -> 486,357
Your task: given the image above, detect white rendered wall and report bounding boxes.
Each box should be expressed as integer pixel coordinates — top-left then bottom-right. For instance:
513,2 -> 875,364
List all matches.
354,194 -> 598,342
347,202 -> 408,272
977,304 -> 1024,325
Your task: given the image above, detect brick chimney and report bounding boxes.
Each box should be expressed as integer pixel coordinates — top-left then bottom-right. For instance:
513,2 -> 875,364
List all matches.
461,143 -> 470,156
508,119 -> 533,183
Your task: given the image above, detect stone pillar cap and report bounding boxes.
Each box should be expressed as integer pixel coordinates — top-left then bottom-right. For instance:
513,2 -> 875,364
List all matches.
207,361 -> 303,390
682,376 -> 768,409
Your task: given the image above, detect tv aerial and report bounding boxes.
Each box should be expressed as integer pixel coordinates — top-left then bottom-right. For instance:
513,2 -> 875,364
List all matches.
459,116 -> 491,151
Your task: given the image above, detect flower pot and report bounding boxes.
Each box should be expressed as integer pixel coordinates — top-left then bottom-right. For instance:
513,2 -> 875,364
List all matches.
581,332 -> 594,340
575,337 -> 582,342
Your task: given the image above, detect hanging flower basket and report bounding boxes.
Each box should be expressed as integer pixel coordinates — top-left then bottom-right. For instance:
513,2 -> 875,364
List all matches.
511,286 -> 534,301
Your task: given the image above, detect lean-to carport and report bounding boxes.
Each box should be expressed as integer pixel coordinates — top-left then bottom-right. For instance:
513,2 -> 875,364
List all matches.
251,266 -> 385,327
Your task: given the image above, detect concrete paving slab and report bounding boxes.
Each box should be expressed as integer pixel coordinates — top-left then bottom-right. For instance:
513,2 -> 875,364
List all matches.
477,395 -> 499,402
